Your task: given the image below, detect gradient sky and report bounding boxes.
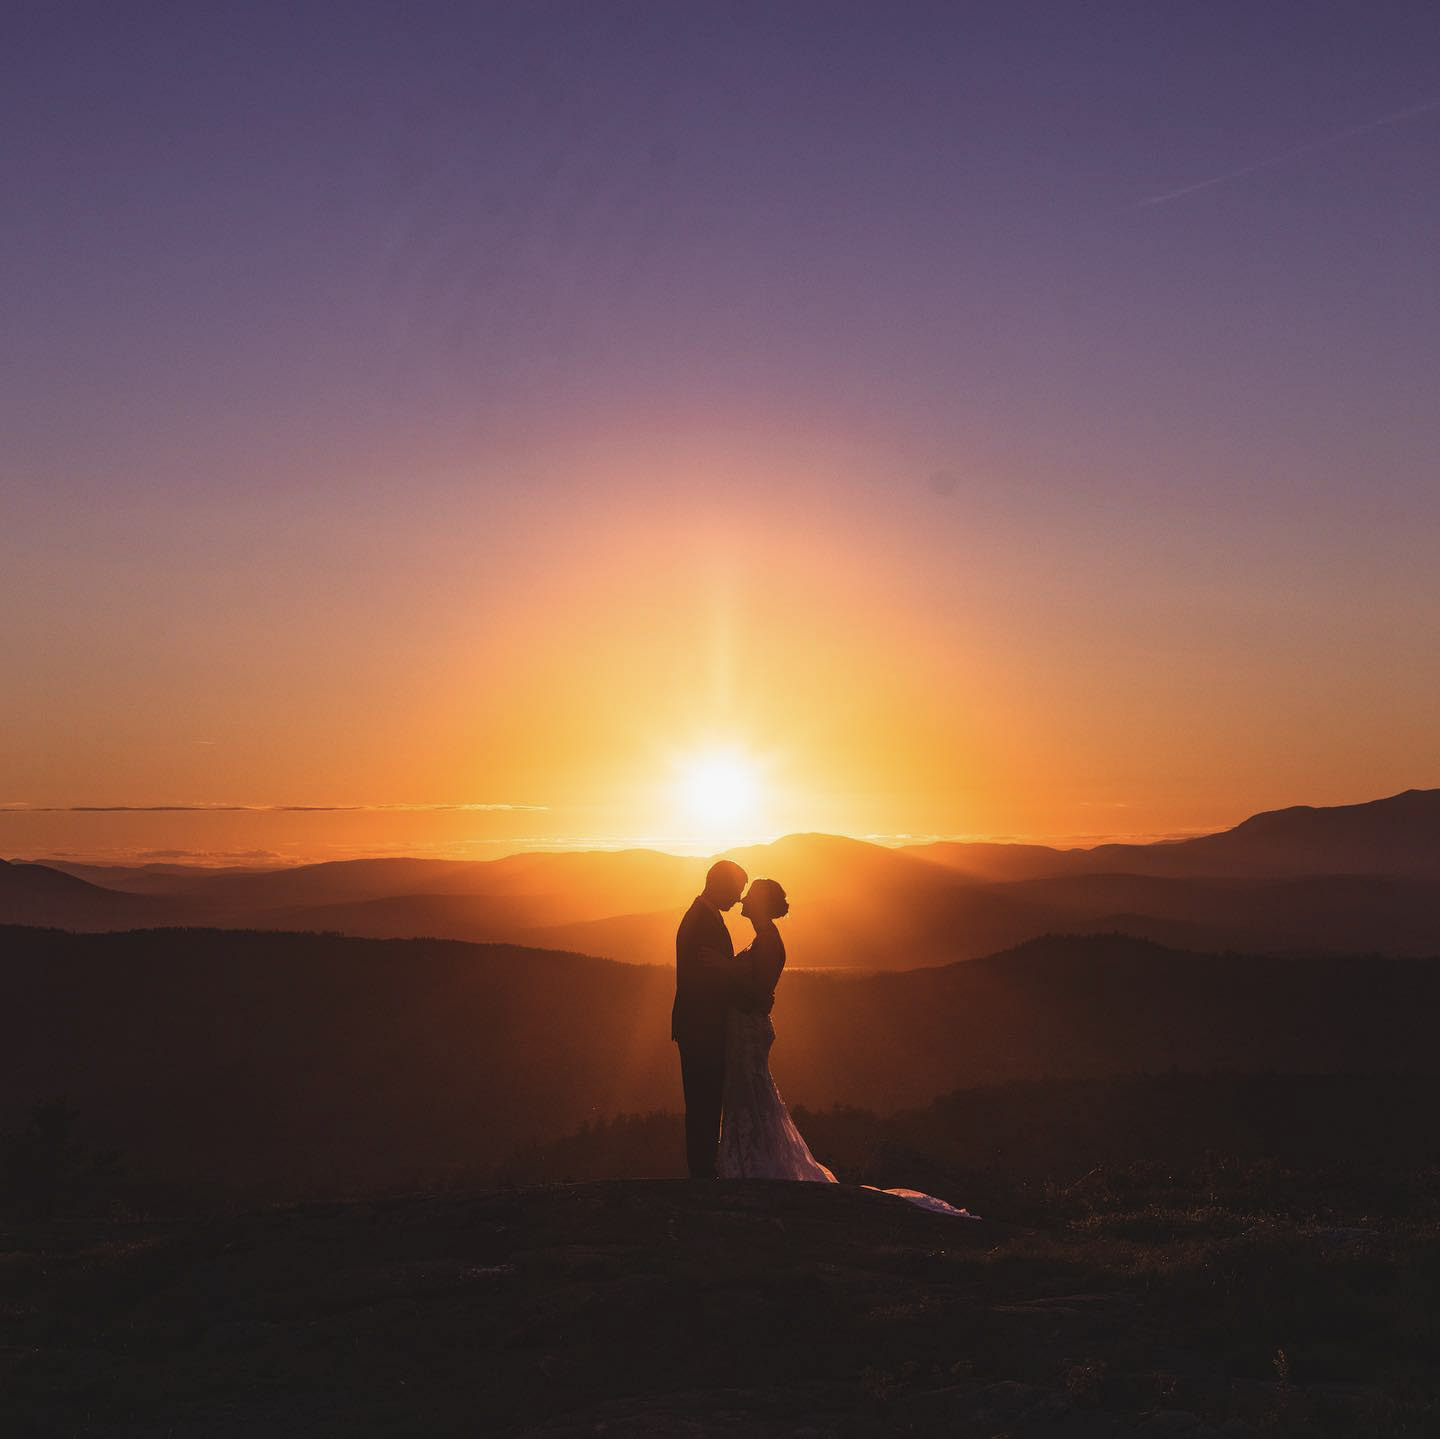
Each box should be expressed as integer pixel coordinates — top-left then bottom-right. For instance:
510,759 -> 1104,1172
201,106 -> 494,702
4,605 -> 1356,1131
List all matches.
4,1 -> 1438,863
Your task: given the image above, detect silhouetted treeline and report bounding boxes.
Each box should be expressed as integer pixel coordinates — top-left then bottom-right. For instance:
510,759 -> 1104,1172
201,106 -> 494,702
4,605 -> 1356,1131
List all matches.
492,1074 -> 1440,1226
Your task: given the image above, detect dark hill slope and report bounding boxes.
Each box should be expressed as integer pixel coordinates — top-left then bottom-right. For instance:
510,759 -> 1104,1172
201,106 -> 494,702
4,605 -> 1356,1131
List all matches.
0,926 -> 675,1191
521,875 -> 1072,969
519,871 -> 1440,965
3,926 -> 1439,1195
990,871 -> 1440,957
1167,786 -> 1440,877
0,859 -> 157,929
43,848 -> 697,922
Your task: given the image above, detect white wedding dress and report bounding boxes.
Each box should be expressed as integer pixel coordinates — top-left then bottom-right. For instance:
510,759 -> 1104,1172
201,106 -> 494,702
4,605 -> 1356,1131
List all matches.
717,949 -> 977,1219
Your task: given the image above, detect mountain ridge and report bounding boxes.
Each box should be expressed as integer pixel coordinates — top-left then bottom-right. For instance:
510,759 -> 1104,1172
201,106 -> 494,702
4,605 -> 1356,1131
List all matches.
6,786 -> 1439,960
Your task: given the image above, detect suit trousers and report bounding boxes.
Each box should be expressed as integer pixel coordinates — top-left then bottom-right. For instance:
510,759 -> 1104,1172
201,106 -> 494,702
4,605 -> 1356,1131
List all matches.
677,1035 -> 726,1179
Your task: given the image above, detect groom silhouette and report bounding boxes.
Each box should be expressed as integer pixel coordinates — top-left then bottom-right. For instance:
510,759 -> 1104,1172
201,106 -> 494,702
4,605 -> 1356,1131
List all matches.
672,859 -> 747,1179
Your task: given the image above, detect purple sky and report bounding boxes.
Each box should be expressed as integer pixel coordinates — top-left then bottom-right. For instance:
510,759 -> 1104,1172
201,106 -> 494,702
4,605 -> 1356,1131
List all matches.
4,1 -> 1439,859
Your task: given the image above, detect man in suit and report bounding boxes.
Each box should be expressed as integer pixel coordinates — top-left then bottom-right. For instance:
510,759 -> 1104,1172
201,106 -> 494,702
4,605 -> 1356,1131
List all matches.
672,859 -> 748,1179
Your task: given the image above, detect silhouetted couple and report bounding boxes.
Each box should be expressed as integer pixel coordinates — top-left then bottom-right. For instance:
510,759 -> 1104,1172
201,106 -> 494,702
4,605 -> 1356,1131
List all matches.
671,860 -> 976,1217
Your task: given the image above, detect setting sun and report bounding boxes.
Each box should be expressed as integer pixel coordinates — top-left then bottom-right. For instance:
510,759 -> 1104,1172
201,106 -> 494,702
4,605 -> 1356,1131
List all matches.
675,750 -> 759,837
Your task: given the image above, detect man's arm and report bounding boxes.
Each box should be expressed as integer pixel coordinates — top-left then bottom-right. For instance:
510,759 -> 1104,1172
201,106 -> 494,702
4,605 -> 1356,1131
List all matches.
695,943 -> 747,1008
693,942 -> 735,973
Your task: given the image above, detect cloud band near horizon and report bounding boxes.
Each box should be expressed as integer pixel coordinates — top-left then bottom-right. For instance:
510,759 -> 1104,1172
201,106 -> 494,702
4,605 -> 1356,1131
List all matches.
0,802 -> 548,813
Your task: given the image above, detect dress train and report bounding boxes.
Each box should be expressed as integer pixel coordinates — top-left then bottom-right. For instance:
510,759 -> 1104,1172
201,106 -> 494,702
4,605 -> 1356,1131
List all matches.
717,1010 -> 977,1219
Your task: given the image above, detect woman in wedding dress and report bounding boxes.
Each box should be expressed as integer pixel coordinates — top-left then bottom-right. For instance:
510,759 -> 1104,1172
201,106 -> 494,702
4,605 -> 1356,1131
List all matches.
717,878 -> 976,1219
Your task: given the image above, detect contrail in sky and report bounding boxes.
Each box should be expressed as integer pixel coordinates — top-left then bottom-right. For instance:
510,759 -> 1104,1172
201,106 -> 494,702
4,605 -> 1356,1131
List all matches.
1136,96 -> 1440,208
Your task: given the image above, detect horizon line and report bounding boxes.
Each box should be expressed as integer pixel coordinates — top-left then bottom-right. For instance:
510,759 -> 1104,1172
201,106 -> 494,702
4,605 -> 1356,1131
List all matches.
5,824 -> 1221,870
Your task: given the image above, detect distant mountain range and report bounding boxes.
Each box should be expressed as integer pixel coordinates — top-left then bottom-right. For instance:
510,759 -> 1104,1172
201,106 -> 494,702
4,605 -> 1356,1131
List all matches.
915,787 -> 1440,881
0,856 -> 155,929
4,787 -> 1439,964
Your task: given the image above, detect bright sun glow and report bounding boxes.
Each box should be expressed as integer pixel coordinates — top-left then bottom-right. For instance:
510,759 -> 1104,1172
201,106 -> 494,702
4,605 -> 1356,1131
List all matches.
676,750 -> 758,833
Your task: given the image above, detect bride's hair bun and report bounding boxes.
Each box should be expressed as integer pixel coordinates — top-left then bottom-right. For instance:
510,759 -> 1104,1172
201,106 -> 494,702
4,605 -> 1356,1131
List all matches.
753,877 -> 789,917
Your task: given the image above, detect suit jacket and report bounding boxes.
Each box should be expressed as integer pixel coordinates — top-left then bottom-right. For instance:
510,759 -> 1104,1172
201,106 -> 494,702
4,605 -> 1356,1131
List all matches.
671,896 -> 736,1047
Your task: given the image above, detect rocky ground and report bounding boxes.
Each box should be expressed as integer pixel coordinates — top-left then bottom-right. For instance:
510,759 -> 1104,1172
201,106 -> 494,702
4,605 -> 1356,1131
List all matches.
3,1179 -> 1434,1436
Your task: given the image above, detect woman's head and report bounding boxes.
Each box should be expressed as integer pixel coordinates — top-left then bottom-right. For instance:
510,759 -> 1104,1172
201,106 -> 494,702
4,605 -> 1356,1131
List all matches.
741,877 -> 789,921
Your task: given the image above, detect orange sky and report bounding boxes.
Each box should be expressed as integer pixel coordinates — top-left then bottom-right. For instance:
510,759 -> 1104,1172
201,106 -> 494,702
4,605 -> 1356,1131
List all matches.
5,423 -> 1435,867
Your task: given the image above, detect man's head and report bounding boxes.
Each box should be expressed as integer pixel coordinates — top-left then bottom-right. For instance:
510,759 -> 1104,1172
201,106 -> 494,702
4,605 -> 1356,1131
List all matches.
702,859 -> 748,910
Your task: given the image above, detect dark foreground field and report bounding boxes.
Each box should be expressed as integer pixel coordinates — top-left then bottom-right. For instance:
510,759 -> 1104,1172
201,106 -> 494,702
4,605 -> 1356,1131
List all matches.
6,1171 -> 1438,1437
6,919 -> 1439,1434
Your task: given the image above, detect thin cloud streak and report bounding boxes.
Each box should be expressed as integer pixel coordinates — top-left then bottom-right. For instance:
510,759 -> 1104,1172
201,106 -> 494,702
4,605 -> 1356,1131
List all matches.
1135,96 -> 1440,208
0,802 -> 548,813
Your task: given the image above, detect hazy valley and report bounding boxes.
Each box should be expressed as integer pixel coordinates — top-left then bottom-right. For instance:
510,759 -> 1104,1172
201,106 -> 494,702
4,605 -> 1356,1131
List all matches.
6,788 -> 1440,965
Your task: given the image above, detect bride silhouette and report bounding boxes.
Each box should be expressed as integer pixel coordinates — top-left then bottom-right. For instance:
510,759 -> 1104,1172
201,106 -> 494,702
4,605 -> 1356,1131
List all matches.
717,878 -> 976,1219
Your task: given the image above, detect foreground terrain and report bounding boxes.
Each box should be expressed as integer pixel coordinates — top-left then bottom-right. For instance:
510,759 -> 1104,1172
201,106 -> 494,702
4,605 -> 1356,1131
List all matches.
5,1176 -> 1437,1436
